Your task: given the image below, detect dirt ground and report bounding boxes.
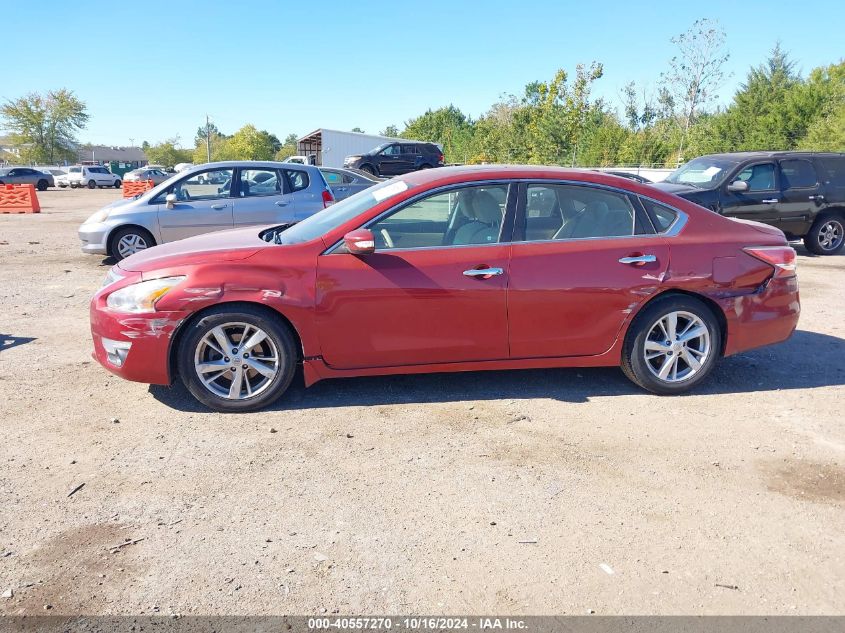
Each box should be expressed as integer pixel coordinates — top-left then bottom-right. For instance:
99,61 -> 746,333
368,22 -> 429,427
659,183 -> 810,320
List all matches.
0,187 -> 843,616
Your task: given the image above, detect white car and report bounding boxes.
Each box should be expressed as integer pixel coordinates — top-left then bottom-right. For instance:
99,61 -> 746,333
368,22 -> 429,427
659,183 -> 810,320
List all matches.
58,165 -> 122,189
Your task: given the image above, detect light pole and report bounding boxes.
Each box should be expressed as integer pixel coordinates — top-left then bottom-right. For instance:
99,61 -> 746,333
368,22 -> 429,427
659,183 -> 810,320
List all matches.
206,114 -> 211,163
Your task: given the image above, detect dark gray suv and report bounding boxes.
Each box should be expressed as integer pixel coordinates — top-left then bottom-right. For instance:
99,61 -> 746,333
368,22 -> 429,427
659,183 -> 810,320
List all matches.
653,152 -> 845,255
343,142 -> 444,177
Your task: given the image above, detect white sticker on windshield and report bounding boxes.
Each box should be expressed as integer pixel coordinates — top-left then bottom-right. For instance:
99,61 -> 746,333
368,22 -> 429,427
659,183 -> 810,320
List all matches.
371,180 -> 409,202
702,166 -> 722,177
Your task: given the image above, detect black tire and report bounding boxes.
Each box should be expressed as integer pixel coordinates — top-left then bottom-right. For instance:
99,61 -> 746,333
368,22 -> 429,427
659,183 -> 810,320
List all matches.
803,214 -> 844,255
177,305 -> 297,412
114,180 -> 122,189
418,164 -> 432,170
108,225 -> 156,261
36,179 -> 49,191
359,164 -> 377,176
621,294 -> 722,395
87,179 -> 96,189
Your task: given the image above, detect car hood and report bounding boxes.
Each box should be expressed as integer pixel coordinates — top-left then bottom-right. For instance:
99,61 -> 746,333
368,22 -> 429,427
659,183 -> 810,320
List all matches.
118,226 -> 268,273
649,181 -> 704,196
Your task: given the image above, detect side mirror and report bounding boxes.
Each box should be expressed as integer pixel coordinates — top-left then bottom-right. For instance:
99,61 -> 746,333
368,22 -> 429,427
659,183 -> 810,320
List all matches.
727,180 -> 749,193
343,228 -> 375,255
165,193 -> 177,209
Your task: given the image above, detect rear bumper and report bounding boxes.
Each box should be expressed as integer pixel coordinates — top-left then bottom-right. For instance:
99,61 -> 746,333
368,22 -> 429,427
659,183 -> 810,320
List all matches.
90,299 -> 188,385
721,276 -> 800,356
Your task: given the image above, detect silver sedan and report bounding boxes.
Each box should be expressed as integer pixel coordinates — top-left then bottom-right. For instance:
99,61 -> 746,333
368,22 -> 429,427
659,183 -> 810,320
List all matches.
0,167 -> 54,190
319,167 -> 381,201
123,167 -> 171,185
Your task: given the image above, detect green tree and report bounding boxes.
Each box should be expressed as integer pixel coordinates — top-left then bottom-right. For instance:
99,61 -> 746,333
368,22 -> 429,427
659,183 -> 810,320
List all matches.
660,18 -> 730,162
402,105 -> 474,163
226,124 -> 277,160
380,124 -> 399,137
275,133 -> 299,160
145,138 -> 193,168
351,127 -> 365,133
1,89 -> 89,164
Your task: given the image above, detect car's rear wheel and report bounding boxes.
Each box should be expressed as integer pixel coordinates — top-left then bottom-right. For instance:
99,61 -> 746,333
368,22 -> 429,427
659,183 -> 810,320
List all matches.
109,226 -> 155,261
114,180 -> 122,188
804,215 -> 844,255
87,179 -> 96,189
419,164 -> 432,170
36,179 -> 49,191
621,295 -> 721,395
178,306 -> 297,412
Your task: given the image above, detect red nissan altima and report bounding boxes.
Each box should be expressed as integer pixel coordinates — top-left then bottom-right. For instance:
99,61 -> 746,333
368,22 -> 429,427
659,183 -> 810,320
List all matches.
89,166 -> 800,412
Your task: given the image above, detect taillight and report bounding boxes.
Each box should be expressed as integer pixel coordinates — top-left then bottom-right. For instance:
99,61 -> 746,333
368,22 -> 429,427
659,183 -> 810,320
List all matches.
322,189 -> 334,208
743,246 -> 797,278
438,154 -> 444,163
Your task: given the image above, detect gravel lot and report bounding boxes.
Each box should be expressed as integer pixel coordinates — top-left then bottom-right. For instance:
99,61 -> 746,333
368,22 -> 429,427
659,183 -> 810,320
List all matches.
0,188 -> 843,616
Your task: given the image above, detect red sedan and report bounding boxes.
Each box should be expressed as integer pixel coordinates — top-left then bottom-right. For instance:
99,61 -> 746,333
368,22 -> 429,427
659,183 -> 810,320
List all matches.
89,166 -> 800,412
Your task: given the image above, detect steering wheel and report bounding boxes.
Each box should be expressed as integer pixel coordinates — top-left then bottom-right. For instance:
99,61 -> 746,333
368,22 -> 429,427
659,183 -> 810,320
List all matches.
380,228 -> 394,248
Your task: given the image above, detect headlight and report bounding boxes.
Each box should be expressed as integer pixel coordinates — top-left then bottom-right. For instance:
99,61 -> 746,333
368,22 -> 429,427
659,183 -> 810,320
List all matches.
106,276 -> 185,313
102,268 -> 124,288
84,209 -> 111,224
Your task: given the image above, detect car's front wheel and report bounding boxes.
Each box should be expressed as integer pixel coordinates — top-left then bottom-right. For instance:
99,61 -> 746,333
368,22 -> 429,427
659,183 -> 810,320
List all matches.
359,164 -> 376,176
178,306 -> 297,412
109,226 -> 155,261
804,215 -> 844,255
114,180 -> 122,189
621,295 -> 721,395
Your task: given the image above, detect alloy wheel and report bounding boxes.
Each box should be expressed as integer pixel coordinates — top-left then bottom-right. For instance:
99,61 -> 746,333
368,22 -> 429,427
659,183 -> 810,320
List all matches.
818,219 -> 844,252
643,311 -> 711,383
193,322 -> 280,400
116,233 -> 148,259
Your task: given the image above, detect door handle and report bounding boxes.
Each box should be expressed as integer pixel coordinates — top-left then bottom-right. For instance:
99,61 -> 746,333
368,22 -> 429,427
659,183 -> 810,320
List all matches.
275,200 -> 289,207
808,194 -> 824,201
762,198 -> 779,204
335,187 -> 347,192
211,203 -> 227,210
618,254 -> 657,266
463,267 -> 504,278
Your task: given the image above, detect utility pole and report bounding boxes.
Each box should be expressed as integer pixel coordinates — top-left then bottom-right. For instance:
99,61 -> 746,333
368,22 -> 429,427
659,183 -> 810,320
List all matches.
206,114 -> 211,163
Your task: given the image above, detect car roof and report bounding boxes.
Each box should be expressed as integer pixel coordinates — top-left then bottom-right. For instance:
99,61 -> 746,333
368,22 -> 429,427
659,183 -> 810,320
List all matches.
185,160 -> 320,173
693,151 -> 845,161
397,164 -> 650,188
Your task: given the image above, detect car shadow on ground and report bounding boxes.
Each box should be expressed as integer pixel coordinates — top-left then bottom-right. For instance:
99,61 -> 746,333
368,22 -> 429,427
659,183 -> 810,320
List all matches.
0,334 -> 36,352
148,329 -> 845,412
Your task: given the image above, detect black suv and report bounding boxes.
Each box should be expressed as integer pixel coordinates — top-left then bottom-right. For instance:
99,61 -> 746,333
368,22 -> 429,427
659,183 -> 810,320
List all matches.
343,142 -> 444,177
653,152 -> 845,255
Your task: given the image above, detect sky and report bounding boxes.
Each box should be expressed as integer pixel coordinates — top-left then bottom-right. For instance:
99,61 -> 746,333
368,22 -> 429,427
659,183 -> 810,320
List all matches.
3,0 -> 844,148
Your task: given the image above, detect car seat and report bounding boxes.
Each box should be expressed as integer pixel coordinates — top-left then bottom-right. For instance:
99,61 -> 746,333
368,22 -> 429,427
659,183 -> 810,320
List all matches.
451,191 -> 502,245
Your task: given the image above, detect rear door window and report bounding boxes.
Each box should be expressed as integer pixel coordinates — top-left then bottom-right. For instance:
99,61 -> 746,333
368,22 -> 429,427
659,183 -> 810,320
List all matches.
284,169 -> 309,192
779,159 -> 818,189
521,184 -> 638,241
239,168 -> 280,197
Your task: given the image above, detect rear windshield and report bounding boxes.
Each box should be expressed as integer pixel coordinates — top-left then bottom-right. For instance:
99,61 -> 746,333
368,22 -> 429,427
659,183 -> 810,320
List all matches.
69,166 -> 82,173
276,179 -> 412,245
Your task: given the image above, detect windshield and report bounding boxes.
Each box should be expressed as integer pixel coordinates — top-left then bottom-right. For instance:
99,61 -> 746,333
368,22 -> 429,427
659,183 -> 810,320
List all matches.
664,157 -> 740,188
277,179 -> 412,245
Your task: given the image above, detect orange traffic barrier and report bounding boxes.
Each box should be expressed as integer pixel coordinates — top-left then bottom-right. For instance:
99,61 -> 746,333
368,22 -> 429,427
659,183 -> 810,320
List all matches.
122,179 -> 155,198
0,184 -> 41,213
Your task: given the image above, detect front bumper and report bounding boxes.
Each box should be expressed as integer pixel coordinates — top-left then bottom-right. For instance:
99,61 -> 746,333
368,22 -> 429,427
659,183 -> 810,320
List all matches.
78,222 -> 111,254
90,297 -> 188,385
